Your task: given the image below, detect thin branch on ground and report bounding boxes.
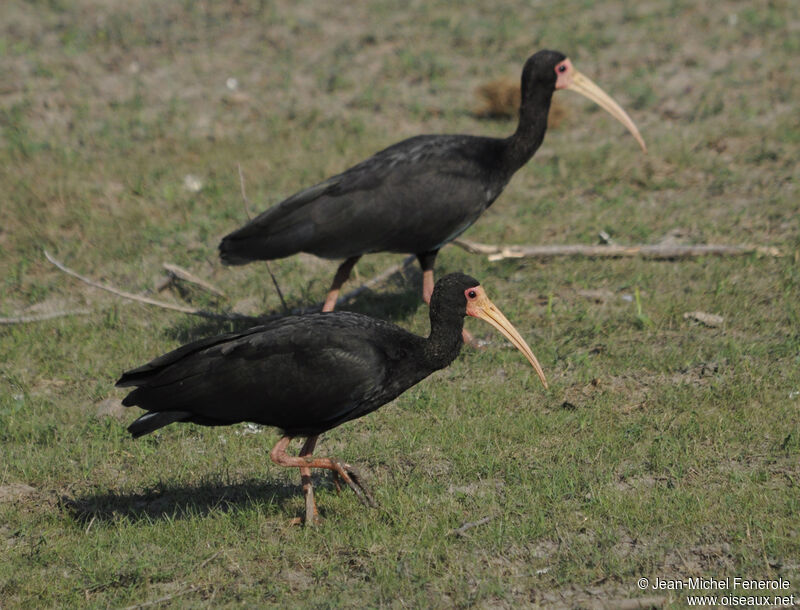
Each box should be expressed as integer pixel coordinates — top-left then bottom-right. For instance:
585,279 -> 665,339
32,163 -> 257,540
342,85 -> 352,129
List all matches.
237,162 -> 288,313
84,515 -> 96,534
265,262 -> 289,314
44,250 -> 256,322
159,262 -> 226,298
45,249 -> 416,321
449,516 -> 492,536
598,230 -> 617,245
237,162 -> 252,220
195,549 -> 223,571
0,309 -> 91,324
453,238 -> 781,262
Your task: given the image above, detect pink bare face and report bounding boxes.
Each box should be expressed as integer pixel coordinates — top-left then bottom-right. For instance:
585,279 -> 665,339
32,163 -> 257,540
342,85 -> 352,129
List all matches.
464,285 -> 481,310
462,285 -> 548,389
554,58 -> 573,90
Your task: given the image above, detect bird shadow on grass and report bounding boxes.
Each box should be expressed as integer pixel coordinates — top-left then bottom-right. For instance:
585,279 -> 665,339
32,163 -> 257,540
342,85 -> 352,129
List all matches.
339,283 -> 422,322
61,476 -> 328,525
165,267 -> 425,344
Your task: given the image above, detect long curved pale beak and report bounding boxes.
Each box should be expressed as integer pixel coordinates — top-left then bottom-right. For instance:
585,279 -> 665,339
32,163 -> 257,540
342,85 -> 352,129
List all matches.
466,289 -> 548,389
567,71 -> 647,153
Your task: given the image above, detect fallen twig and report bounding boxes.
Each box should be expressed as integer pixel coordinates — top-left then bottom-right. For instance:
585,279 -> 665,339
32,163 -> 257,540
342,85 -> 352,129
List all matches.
237,162 -> 252,221
46,250 -> 416,321
237,163 -> 288,312
453,239 -> 781,262
683,310 -> 724,327
598,230 -> 617,246
449,515 -> 492,536
45,250 -> 256,322
158,262 -> 226,298
0,309 -> 91,324
265,262 -> 288,314
195,549 -> 223,571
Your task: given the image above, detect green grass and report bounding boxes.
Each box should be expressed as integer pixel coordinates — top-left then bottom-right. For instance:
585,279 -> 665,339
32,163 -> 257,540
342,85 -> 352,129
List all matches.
1,0 -> 799,607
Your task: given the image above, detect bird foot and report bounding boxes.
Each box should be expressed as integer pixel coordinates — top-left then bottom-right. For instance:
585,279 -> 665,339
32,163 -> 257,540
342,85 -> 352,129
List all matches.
287,484 -> 323,527
304,484 -> 322,526
331,459 -> 377,508
289,513 -> 323,527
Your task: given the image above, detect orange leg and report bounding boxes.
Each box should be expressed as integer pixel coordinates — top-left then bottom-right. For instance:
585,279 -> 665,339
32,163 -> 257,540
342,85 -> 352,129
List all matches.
269,435 -> 376,524
417,251 -> 438,306
417,251 -> 476,345
322,256 -> 360,312
422,269 -> 435,305
298,435 -> 320,524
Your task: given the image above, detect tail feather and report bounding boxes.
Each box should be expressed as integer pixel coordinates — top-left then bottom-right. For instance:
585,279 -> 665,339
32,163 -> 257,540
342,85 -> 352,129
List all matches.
218,180 -> 333,265
218,223 -> 313,265
219,234 -> 255,265
128,411 -> 192,438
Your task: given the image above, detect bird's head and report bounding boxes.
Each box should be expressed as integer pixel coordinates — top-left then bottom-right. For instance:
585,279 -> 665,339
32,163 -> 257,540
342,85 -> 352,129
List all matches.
521,49 -> 568,90
432,273 -> 548,389
521,49 -> 647,153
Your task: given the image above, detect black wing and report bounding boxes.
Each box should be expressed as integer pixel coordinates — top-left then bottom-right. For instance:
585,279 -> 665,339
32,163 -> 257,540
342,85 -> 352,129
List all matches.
118,314 -> 416,436
219,134 -> 508,262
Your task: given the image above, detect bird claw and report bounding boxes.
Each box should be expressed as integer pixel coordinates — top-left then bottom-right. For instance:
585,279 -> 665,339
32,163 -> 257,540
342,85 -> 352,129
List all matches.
331,471 -> 343,493
289,513 -> 322,527
332,460 -> 377,508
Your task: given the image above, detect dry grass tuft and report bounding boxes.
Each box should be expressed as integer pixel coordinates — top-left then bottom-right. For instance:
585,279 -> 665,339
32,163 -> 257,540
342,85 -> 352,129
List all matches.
473,76 -> 566,127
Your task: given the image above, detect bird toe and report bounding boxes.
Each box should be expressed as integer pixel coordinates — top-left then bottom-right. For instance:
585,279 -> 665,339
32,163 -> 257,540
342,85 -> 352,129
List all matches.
335,460 -> 377,508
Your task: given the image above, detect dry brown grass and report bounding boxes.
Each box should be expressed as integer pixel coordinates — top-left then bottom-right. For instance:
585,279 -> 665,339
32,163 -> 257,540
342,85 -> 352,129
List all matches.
473,76 -> 567,128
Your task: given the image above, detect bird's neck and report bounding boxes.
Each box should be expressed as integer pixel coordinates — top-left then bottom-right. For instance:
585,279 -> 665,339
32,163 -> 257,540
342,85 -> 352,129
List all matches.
423,312 -> 465,371
502,87 -> 554,173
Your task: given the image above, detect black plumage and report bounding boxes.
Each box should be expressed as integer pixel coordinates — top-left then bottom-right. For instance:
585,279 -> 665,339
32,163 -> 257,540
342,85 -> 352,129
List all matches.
121,313 -> 436,438
219,50 -> 645,311
118,273 -> 548,523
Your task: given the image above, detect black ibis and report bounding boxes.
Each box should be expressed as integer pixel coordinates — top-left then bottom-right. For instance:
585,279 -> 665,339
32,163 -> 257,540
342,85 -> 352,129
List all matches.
219,50 -> 646,312
117,273 -> 547,524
